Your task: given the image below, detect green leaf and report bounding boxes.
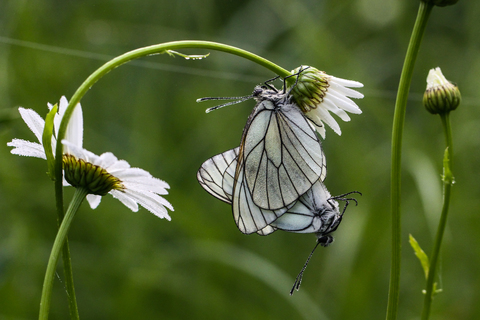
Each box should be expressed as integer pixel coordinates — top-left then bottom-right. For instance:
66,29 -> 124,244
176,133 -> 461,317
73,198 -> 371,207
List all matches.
409,234 -> 430,279
43,103 -> 58,180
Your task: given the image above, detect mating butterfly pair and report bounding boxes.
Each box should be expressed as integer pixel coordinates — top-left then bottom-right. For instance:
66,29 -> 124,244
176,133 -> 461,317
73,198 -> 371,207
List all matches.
197,70 -> 359,293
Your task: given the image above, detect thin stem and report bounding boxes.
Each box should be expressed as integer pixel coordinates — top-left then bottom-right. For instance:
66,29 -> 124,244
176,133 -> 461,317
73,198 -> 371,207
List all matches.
421,113 -> 454,320
54,167 -> 79,320
51,40 -> 290,317
40,187 -> 88,320
388,2 -> 433,320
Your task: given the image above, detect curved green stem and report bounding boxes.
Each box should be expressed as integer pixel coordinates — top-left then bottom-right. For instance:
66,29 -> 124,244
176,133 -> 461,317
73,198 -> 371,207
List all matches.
421,113 -> 454,320
40,187 -> 88,320
50,40 -> 289,318
388,2 -> 433,320
54,40 -> 290,196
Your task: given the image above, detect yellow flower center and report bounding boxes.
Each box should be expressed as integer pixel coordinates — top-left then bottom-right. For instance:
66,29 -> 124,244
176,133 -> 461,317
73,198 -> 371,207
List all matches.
63,154 -> 124,196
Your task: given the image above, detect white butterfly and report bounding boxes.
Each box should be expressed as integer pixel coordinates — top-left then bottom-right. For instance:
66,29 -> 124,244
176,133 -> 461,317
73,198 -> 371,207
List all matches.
237,84 -> 325,212
197,147 -> 341,237
197,147 -> 360,294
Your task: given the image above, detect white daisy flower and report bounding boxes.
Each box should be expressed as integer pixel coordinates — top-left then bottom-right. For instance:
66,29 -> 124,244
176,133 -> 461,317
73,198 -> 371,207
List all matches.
289,66 -> 364,139
8,96 -> 83,159
7,96 -> 173,219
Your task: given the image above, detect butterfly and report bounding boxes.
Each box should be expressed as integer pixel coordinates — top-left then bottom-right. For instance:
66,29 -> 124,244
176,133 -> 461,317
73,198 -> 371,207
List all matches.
238,81 -> 325,212
198,70 -> 325,233
197,147 -> 341,237
197,147 -> 360,293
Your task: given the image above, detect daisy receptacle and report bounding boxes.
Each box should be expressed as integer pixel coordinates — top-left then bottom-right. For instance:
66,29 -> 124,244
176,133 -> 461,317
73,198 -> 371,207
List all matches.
288,66 -> 364,138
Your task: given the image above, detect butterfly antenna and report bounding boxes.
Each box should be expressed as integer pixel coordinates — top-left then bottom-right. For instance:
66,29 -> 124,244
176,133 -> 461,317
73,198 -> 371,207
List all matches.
290,241 -> 321,295
197,94 -> 254,113
283,65 -> 311,95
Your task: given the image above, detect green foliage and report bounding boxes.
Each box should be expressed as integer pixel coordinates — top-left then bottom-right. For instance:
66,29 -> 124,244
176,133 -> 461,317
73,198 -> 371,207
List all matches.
409,234 -> 430,279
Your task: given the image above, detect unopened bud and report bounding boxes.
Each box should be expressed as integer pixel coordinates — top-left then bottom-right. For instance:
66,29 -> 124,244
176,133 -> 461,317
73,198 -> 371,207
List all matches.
423,67 -> 461,115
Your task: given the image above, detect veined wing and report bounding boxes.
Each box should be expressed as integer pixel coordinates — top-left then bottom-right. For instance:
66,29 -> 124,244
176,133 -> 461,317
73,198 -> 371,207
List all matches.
197,146 -> 330,235
232,157 -> 294,234
197,148 -> 239,204
269,180 -> 341,234
238,98 -> 325,211
198,147 -> 294,235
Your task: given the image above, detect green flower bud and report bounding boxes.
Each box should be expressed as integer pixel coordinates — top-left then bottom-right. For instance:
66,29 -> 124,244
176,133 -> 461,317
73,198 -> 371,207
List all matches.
422,0 -> 459,7
63,154 -> 124,195
289,66 -> 330,113
423,67 -> 461,115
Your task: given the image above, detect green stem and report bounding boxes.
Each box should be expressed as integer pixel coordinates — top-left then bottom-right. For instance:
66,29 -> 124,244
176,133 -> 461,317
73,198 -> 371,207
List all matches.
388,2 -> 433,320
54,40 -> 290,198
51,40 -> 289,317
40,187 -> 88,320
61,239 -> 79,319
54,167 -> 79,320
53,40 -> 290,176
421,113 -> 454,320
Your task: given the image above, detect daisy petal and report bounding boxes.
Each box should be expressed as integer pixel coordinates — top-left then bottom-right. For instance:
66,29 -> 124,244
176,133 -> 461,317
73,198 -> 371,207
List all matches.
110,189 -> 139,212
86,194 -> 102,209
8,139 -> 47,159
18,108 -> 45,144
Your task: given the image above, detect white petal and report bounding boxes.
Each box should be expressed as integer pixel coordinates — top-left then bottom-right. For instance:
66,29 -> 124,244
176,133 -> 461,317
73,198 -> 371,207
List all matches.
61,140 -> 99,163
65,99 -> 84,150
97,152 -> 119,168
123,180 -> 169,195
322,98 -> 351,122
18,108 -> 45,144
105,159 -> 131,172
114,168 -> 170,191
330,81 -> 364,99
110,189 -> 139,212
121,188 -> 173,219
312,108 -> 342,135
8,139 -> 47,159
330,76 -> 364,88
327,91 -> 362,114
86,194 -> 102,209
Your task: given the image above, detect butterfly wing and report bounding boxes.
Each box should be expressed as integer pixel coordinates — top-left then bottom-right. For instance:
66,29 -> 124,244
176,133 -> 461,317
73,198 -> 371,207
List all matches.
238,98 -> 325,211
198,147 -> 292,235
269,180 -> 341,234
197,148 -> 239,204
232,157 -> 293,234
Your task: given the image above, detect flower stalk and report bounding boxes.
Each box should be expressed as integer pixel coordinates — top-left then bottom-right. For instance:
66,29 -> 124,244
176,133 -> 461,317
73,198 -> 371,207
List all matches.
388,2 -> 433,320
39,187 -> 88,320
421,112 -> 454,320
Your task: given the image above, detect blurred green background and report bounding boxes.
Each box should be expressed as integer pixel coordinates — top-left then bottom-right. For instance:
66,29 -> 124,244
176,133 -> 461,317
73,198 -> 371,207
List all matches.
1,1 -> 479,319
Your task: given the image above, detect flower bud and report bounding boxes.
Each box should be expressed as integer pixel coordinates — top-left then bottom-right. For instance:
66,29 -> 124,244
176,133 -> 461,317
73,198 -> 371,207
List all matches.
289,66 -> 330,114
422,0 -> 459,7
423,67 -> 461,115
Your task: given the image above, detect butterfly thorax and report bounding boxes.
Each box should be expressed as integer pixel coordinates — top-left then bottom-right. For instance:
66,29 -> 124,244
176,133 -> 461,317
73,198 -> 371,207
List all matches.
252,85 -> 291,105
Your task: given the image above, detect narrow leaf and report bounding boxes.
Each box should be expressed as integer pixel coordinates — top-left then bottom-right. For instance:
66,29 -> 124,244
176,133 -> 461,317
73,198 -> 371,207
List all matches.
43,103 -> 58,180
409,234 -> 430,279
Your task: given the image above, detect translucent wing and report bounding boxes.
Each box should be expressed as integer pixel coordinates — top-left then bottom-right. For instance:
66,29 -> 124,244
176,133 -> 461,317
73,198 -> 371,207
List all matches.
198,147 -> 294,235
269,180 -> 342,234
198,143 -> 328,235
197,148 -> 239,204
238,96 -> 325,211
232,158 -> 294,234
